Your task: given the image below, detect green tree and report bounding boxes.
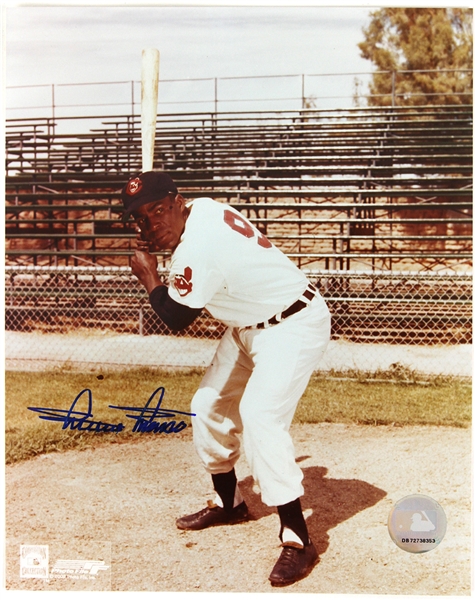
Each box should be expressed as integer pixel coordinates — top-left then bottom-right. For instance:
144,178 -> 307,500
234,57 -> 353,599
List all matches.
358,8 -> 473,106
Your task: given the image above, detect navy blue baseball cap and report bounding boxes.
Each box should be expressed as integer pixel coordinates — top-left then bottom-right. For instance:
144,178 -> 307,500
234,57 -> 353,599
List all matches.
121,171 -> 178,221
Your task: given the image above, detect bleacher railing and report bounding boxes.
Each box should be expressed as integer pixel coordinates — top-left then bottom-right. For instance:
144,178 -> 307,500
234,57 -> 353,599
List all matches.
6,69 -> 473,122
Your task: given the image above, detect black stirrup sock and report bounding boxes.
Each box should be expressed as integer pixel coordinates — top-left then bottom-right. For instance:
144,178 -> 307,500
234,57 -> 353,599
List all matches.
212,469 -> 237,513
277,497 -> 310,546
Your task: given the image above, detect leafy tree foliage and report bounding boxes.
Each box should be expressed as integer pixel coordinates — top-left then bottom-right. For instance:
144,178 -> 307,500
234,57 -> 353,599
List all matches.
358,8 -> 473,105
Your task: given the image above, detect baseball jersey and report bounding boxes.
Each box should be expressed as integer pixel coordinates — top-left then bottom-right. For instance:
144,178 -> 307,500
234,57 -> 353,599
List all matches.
167,197 -> 309,328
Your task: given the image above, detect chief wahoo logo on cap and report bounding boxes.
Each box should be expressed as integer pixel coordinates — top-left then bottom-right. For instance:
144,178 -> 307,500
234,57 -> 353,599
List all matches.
126,177 -> 143,195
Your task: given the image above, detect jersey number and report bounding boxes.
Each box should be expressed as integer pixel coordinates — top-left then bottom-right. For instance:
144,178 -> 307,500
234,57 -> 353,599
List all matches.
223,210 -> 272,249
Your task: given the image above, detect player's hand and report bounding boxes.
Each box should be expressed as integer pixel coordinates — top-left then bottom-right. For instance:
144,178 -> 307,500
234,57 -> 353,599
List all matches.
135,229 -> 151,253
131,249 -> 161,294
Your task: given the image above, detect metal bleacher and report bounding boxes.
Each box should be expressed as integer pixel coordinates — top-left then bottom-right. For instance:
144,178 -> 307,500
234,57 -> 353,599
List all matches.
5,104 -> 473,347
6,104 -> 473,271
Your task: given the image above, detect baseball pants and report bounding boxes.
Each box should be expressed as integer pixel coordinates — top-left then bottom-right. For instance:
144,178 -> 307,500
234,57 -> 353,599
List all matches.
190,293 -> 331,507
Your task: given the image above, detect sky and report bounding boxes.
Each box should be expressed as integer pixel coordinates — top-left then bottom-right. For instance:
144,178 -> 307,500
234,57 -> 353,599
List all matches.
4,2 -> 381,118
5,3 -> 374,84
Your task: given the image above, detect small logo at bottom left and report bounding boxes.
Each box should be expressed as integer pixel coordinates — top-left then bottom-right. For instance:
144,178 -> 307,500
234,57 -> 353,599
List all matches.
20,545 -> 49,579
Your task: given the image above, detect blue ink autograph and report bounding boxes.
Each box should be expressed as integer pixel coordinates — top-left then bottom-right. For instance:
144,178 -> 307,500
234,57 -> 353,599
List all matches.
28,387 -> 195,434
110,387 -> 195,433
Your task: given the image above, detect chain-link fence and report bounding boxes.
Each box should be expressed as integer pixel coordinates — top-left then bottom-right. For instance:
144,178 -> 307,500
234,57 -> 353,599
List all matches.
5,266 -> 472,378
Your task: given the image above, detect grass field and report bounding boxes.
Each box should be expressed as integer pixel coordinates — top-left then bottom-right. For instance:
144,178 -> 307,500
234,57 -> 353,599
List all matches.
5,368 -> 471,464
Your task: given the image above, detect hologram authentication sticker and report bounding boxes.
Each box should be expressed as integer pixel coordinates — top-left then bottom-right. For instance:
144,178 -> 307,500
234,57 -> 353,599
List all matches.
388,494 -> 447,553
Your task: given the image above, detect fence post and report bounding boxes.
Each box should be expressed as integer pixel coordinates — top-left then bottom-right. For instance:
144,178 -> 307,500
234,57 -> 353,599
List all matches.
391,71 -> 396,107
139,306 -> 144,336
301,74 -> 305,109
214,77 -> 218,115
50,84 -> 56,137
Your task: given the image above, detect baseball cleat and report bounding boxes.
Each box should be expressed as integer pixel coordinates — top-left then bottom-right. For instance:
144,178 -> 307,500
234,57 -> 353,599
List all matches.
176,500 -> 250,530
268,539 -> 318,586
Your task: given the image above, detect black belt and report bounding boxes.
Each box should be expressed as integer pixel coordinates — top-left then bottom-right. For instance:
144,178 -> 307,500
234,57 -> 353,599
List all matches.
255,284 -> 317,329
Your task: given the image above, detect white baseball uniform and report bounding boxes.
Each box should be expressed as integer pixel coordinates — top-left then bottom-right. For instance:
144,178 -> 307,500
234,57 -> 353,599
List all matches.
168,197 -> 331,506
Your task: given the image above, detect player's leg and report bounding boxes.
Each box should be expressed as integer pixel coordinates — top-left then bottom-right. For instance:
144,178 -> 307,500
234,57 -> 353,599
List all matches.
176,327 -> 253,530
238,299 -> 330,584
190,326 -> 253,474
238,302 -> 330,508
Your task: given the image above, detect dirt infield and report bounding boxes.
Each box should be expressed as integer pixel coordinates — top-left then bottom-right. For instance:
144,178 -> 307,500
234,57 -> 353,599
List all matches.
5,423 -> 471,594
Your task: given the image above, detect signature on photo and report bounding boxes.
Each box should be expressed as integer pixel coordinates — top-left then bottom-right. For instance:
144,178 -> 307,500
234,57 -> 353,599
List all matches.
28,386 -> 195,434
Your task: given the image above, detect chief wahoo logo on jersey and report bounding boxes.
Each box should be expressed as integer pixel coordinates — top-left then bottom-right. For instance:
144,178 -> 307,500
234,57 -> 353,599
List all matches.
172,267 -> 193,297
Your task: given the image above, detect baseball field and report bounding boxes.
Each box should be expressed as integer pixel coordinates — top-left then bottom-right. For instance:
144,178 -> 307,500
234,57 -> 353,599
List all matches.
4,368 -> 472,594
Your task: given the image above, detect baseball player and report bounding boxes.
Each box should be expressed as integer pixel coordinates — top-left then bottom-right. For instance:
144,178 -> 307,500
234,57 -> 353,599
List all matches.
121,171 -> 331,586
